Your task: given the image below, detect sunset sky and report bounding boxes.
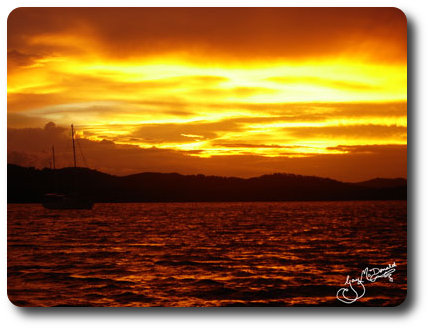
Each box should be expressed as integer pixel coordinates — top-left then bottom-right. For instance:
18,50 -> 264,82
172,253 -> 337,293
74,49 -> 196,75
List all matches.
7,8 -> 407,181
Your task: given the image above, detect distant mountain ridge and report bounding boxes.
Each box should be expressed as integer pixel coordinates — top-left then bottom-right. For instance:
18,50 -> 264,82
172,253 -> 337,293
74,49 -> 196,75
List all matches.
7,164 -> 407,203
353,178 -> 407,188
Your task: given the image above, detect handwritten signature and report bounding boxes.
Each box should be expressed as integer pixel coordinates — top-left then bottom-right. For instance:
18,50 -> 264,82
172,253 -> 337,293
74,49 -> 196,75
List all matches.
336,262 -> 397,304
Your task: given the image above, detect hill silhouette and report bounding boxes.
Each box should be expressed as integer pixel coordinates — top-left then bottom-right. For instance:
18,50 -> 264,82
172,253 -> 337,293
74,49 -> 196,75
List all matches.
353,177 -> 407,189
7,164 -> 407,203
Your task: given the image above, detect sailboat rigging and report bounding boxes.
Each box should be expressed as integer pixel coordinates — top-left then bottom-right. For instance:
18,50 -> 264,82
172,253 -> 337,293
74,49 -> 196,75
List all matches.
42,124 -> 94,210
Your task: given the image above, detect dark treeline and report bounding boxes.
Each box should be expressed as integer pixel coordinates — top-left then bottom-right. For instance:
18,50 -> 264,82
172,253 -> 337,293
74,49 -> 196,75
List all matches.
7,164 -> 407,203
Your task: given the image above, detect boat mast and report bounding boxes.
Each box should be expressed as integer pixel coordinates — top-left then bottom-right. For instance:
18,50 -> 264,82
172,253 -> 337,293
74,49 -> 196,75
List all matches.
71,124 -> 77,168
51,145 -> 56,169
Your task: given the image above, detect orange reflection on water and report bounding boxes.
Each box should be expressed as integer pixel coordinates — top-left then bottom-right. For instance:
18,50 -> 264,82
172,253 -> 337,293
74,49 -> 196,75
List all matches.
8,201 -> 406,307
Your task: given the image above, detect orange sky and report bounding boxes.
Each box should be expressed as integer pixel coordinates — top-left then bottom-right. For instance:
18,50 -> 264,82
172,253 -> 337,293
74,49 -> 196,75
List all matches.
7,8 -> 407,181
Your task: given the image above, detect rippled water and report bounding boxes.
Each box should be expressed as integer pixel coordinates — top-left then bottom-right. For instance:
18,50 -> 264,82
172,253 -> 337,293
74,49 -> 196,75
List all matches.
8,201 -> 406,307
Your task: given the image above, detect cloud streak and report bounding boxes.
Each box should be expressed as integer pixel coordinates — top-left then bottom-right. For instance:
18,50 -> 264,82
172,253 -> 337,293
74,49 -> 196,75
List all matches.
8,8 -> 406,64
7,8 -> 407,180
7,123 -> 406,181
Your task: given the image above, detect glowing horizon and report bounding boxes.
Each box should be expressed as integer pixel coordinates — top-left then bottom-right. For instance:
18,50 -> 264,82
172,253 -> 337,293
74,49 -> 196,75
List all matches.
7,8 -> 407,180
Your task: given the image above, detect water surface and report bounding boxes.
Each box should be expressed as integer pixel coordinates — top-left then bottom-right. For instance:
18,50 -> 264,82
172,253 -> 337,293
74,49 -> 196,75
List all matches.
8,201 -> 407,306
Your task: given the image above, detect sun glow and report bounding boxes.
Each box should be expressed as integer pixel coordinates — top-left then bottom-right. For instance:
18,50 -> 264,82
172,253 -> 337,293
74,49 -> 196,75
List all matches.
7,7 -> 406,179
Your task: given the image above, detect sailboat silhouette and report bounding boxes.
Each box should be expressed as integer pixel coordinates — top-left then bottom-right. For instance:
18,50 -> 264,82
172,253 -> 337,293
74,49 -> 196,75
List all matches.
42,124 -> 94,210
